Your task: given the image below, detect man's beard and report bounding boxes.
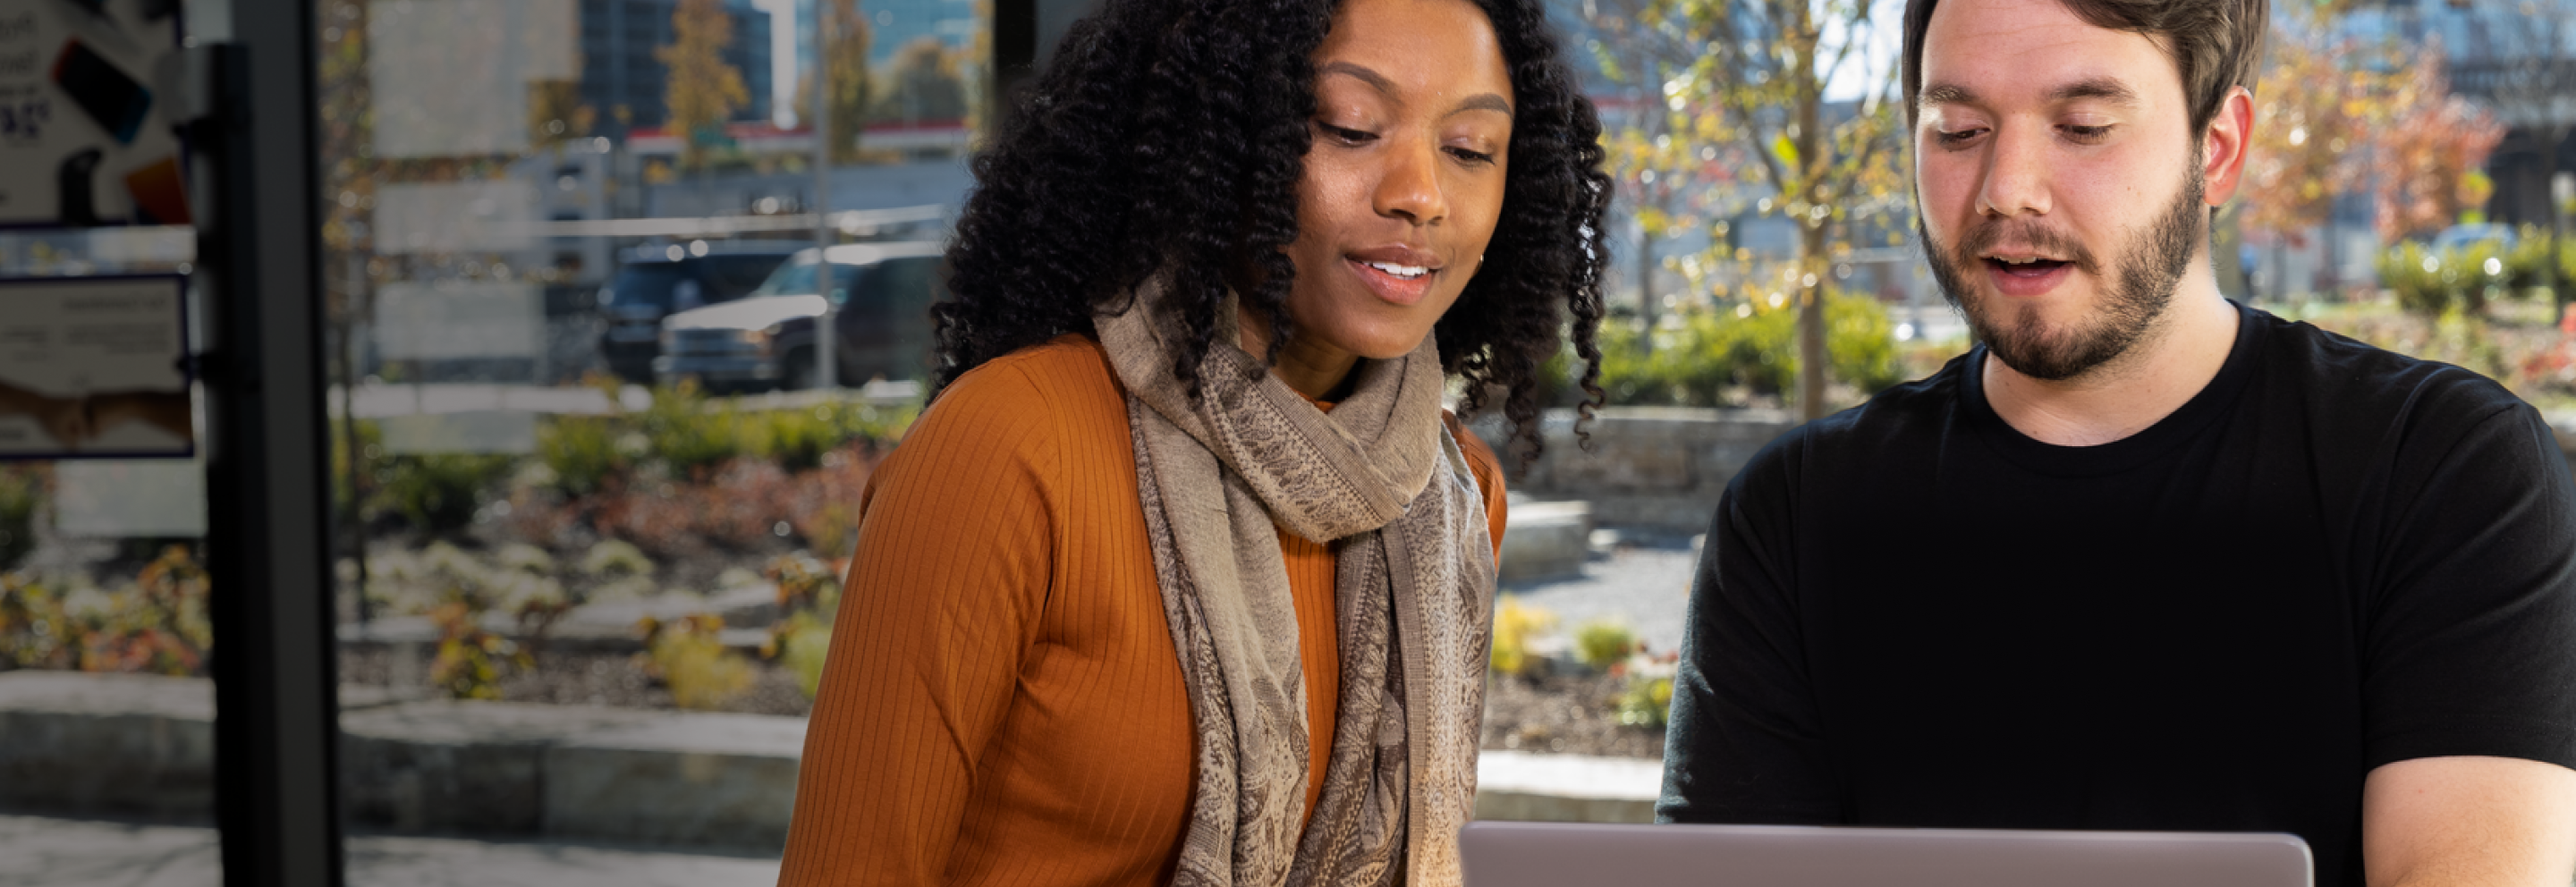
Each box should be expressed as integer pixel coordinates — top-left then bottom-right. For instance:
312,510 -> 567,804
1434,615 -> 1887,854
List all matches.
1919,163 -> 2206,382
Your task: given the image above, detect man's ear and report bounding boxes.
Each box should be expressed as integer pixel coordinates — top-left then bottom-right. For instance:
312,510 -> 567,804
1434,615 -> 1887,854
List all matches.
2202,86 -> 2255,206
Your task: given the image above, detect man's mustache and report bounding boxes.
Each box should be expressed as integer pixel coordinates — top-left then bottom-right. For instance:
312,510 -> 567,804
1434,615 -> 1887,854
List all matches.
1951,216 -> 2104,277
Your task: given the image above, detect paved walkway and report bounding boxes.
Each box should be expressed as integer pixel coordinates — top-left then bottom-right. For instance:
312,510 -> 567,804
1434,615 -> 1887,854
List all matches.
0,815 -> 781,887
1502,541 -> 1700,655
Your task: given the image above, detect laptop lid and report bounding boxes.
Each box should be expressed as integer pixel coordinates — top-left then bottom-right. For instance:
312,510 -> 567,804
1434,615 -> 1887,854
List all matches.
1459,822 -> 2312,887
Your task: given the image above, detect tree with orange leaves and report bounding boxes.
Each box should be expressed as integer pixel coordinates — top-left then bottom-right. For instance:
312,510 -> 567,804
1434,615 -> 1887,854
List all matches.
2363,50 -> 2505,241
659,0 -> 751,172
2238,23 -> 2504,248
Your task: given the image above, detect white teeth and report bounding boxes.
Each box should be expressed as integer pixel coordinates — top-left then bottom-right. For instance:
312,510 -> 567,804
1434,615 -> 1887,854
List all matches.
1367,261 -> 1429,278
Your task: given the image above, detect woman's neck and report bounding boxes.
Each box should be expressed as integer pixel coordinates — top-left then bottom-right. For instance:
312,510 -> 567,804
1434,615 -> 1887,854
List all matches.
1236,304 -> 1360,402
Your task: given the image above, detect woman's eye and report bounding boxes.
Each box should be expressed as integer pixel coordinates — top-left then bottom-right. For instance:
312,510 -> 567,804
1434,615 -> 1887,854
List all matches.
1318,122 -> 1377,145
1448,146 -> 1497,165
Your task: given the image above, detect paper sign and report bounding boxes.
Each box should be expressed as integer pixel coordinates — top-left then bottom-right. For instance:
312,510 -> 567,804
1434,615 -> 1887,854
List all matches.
53,455 -> 204,536
374,281 -> 540,359
373,180 -> 537,255
0,274 -> 191,458
368,0 -> 573,159
0,0 -> 188,226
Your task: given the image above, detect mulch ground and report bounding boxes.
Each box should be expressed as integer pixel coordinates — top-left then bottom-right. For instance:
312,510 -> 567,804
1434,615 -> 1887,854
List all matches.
1479,671 -> 1668,759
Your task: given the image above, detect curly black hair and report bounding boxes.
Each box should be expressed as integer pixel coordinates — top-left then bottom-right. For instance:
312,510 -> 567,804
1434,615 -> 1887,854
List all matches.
929,0 -> 1612,458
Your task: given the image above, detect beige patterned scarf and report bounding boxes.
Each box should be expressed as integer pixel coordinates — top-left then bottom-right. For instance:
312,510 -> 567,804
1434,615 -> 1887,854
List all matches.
1096,284 -> 1496,887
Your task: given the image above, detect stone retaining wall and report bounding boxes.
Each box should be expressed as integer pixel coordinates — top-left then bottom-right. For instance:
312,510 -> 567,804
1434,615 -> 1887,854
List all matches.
1474,408 -> 1799,533
0,672 -> 1660,852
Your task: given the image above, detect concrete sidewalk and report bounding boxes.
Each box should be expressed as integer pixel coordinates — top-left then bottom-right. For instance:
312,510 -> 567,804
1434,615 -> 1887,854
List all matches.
0,815 -> 782,887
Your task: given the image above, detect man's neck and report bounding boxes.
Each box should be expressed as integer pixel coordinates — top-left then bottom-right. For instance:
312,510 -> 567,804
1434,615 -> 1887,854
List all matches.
1981,280 -> 2240,447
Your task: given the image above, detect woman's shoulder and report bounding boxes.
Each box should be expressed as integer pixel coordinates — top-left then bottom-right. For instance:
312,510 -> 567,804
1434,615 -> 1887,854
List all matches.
885,334 -> 1130,477
1442,411 -> 1509,544
1442,411 -> 1504,489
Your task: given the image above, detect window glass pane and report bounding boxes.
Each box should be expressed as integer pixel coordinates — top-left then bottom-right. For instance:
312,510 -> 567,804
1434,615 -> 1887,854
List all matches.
0,232 -> 216,874
317,0 -> 979,875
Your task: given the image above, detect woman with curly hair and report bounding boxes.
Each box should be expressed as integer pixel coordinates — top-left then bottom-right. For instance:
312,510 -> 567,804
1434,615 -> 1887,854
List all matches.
777,0 -> 1610,880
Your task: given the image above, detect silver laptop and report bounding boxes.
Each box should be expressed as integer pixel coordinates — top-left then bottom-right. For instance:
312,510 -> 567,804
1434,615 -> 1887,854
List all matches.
1460,822 -> 2311,887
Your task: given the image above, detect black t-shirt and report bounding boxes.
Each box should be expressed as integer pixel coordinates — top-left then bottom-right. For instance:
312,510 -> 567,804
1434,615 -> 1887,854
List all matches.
1658,301 -> 2576,887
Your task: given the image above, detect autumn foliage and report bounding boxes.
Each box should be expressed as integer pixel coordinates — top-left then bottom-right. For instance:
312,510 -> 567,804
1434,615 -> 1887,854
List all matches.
2241,26 -> 2506,244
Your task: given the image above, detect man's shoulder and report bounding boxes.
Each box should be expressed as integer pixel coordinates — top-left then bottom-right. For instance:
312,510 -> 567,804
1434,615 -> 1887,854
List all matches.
2247,308 -> 2530,437
1727,353 -> 1973,497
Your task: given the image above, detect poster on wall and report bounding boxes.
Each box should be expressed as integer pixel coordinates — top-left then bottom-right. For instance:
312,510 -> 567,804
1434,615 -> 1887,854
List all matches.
0,274 -> 191,458
0,0 -> 188,227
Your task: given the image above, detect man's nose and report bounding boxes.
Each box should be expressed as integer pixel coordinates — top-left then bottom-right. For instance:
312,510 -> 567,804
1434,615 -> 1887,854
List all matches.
1978,122 -> 2053,219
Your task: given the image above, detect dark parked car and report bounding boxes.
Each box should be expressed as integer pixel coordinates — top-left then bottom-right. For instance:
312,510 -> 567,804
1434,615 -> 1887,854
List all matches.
653,241 -> 946,392
596,241 -> 804,381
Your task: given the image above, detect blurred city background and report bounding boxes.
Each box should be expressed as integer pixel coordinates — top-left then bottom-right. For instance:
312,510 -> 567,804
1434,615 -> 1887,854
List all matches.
3,0 -> 2574,883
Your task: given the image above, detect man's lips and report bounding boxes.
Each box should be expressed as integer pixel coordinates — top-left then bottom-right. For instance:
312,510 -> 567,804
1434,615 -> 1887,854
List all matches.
1981,257 -> 2072,297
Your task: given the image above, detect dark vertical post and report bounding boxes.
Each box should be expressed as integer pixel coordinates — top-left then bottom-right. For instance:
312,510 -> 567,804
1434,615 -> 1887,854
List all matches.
990,0 -> 1037,130
197,0 -> 343,881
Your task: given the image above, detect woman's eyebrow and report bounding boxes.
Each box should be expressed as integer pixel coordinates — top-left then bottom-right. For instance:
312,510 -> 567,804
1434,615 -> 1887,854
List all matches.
1450,93 -> 1514,118
1320,60 -> 1512,118
1320,61 -> 1398,97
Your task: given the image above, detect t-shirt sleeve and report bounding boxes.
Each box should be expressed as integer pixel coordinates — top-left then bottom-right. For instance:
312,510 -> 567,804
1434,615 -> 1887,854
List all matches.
1658,433 -> 1844,824
2361,401 -> 2576,773
778,363 -> 1060,886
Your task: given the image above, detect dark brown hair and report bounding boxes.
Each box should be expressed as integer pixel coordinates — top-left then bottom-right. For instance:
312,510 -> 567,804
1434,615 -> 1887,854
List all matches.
1902,0 -> 2268,136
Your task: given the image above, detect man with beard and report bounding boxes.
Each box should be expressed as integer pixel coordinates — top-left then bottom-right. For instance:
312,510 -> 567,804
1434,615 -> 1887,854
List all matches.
1656,0 -> 2576,884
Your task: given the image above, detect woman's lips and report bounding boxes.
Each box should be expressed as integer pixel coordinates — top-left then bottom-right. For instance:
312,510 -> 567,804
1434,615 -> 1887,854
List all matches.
1348,257 -> 1434,307
1983,258 -> 2072,298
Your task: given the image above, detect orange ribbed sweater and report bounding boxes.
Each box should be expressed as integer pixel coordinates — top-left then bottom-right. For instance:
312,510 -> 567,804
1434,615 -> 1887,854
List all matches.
779,335 -> 1506,887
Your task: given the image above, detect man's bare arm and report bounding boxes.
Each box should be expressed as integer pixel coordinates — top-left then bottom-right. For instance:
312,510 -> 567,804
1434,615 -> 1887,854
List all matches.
2364,756 -> 2576,887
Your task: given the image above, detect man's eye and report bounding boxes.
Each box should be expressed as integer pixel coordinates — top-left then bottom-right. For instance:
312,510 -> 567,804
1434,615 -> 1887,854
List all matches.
1318,122 -> 1377,145
1934,127 -> 1985,147
2063,124 -> 2113,143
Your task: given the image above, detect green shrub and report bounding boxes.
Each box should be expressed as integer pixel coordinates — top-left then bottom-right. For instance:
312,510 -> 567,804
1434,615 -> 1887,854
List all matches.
0,572 -> 74,669
538,415 -> 630,496
429,595 -> 525,700
1597,291 -> 1900,407
827,401 -> 920,446
640,613 -> 751,710
0,547 -> 213,676
1489,598 -> 1557,677
750,408 -> 842,472
1572,619 -> 1639,672
2383,240 -> 2519,317
0,467 -> 41,572
766,611 -> 834,699
640,380 -> 744,478
2504,226 -> 2557,291
2381,241 -> 2450,316
1616,674 -> 1675,727
371,454 -> 518,536
579,538 -> 655,579
2560,238 -> 2576,304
